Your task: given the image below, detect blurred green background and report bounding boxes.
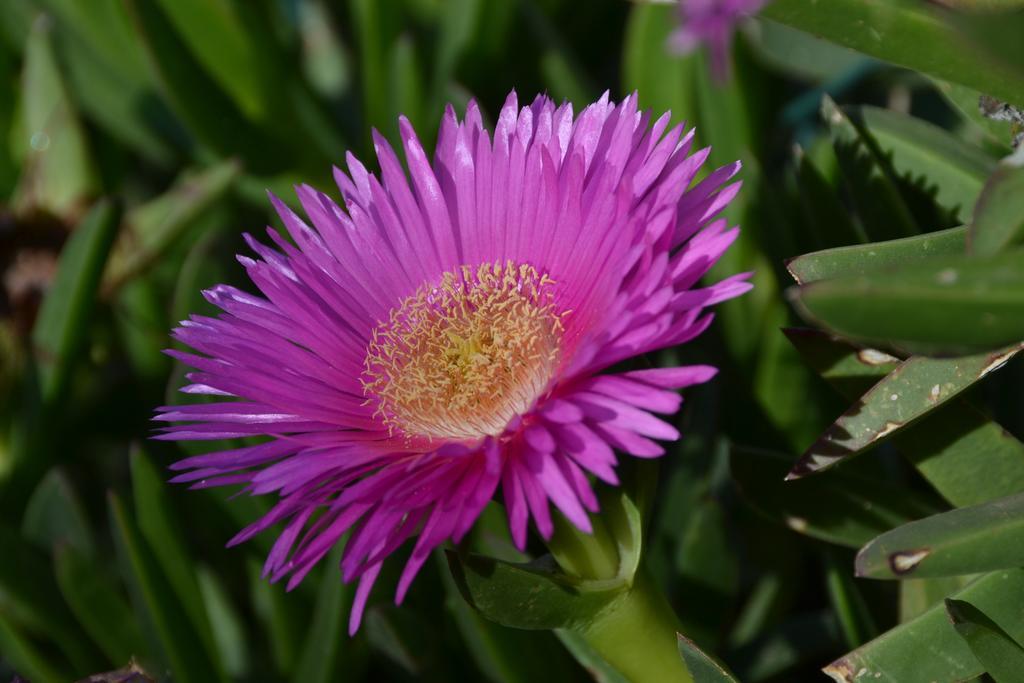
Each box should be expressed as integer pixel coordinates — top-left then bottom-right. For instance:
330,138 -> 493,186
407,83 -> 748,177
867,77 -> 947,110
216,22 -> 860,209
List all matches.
3,0 -> 1024,681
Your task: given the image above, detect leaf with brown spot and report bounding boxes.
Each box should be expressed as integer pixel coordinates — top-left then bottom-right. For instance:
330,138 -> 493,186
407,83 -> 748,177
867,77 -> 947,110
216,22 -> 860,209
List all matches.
787,344 -> 1024,479
857,490 -> 1024,580
787,330 -> 1024,507
824,570 -> 1024,682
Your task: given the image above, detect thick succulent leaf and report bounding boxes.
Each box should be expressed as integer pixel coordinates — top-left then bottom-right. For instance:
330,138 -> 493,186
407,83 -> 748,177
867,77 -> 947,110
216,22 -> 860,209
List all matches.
968,149 -> 1024,256
21,468 -> 94,556
786,226 -> 966,286
821,96 -> 918,240
290,545 -> 347,683
932,78 -> 1015,152
31,199 -> 121,403
55,544 -> 147,666
762,0 -> 1024,108
952,7 -> 1024,84
782,329 -> 900,396
946,598 -> 1024,683
788,346 -> 1022,478
791,249 -> 1024,355
677,634 -> 738,682
846,106 -> 995,218
824,569 -> 1024,682
857,491 -> 1024,579
786,329 -> 1024,507
104,160 -> 239,290
109,492 -> 222,683
730,447 -> 939,548
440,549 -> 581,683
899,577 -> 972,623
447,551 -> 626,630
12,15 -> 97,219
749,17 -> 865,82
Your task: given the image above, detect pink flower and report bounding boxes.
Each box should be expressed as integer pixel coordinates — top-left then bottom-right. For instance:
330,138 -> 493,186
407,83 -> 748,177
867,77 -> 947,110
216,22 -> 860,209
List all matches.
671,0 -> 768,81
157,91 -> 751,633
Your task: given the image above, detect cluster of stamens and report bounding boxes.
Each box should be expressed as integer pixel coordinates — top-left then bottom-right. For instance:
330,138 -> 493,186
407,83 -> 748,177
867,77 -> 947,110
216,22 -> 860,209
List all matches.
362,261 -> 564,441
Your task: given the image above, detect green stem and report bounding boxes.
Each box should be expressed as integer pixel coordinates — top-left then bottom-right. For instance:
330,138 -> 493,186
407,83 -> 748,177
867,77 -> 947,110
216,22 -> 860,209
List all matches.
575,570 -> 693,683
544,504 -> 692,683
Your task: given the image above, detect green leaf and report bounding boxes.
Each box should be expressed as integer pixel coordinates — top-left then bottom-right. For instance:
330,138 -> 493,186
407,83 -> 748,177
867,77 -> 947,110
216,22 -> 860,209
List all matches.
673,498 -> 739,646
969,149 -> 1024,256
730,447 -> 939,548
793,150 -> 863,251
0,524 -> 97,673
290,545 -> 347,683
130,448 -> 223,677
197,567 -> 249,679
782,328 -> 901,397
122,0 -> 281,173
31,199 -> 121,403
946,598 -> 1024,683
104,160 -> 239,290
447,551 -> 626,631
0,612 -> 71,683
429,0 -> 481,115
109,491 -> 221,683
825,549 -> 878,649
932,78 -> 1015,152
151,0 -> 274,124
821,96 -> 918,240
786,225 -> 967,286
857,491 -> 1024,579
54,544 -> 147,666
825,569 -> 1024,681
247,557 -> 303,675
36,0 -> 181,164
622,2 -> 697,119
787,346 -> 1023,478
12,14 -> 97,219
786,329 -> 1024,507
761,0 -> 1024,108
677,634 -> 739,682
21,468 -> 94,556
952,7 -> 1024,84
899,577 -> 972,623
749,17 -> 866,83
792,249 -> 1024,355
846,106 -> 996,218
350,0 -> 395,140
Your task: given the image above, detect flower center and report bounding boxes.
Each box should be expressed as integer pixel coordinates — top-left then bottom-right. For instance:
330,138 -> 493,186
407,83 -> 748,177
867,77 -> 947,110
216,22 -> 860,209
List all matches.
362,261 -> 564,441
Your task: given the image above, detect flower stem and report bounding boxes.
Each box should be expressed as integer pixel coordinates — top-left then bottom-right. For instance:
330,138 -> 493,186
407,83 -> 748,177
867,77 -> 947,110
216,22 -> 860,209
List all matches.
575,569 -> 693,683
545,506 -> 692,682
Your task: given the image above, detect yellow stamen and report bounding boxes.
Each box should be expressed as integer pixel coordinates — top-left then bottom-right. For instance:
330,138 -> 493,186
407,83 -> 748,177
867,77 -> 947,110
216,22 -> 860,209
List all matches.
362,261 -> 563,441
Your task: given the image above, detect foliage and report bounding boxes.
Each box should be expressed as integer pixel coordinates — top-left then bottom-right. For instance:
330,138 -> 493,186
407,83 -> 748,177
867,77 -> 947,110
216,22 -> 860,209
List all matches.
2,0 -> 1024,681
